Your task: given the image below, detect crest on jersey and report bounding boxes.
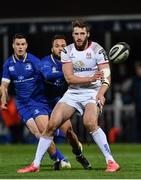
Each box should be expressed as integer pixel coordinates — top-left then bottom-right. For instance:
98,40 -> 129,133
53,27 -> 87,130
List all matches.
52,66 -> 59,73
25,63 -> 32,70
9,66 -> 15,71
74,61 -> 85,68
86,52 -> 92,59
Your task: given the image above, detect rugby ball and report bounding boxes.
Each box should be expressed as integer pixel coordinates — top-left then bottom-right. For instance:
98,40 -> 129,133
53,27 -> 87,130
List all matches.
108,42 -> 130,64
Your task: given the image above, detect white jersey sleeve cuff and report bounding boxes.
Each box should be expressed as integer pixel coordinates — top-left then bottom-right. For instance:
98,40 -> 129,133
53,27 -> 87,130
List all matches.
1,78 -> 11,83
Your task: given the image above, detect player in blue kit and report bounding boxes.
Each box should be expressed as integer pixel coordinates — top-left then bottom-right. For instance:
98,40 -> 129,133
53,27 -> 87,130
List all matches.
0,33 -> 71,172
40,35 -> 68,104
1,33 -> 90,173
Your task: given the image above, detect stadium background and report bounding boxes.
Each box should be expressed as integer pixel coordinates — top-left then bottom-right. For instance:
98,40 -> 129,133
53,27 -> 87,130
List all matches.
0,0 -> 141,144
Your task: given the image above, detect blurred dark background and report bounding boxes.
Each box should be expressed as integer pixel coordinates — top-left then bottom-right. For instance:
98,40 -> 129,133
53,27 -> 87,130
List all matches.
0,0 -> 141,144
0,0 -> 141,17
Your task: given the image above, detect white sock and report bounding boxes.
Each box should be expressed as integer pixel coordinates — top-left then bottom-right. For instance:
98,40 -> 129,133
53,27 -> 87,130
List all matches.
91,127 -> 115,164
33,136 -> 53,167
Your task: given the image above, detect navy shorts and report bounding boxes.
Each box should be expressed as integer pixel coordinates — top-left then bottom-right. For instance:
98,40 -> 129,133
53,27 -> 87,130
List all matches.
17,100 -> 51,123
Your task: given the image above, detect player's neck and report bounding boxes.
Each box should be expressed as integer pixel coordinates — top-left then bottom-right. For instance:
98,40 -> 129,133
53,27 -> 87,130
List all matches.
51,53 -> 60,61
13,53 -> 27,62
51,54 -> 61,65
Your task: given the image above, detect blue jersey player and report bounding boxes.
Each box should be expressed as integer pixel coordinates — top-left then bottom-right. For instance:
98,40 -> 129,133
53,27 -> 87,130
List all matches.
0,34 -> 71,172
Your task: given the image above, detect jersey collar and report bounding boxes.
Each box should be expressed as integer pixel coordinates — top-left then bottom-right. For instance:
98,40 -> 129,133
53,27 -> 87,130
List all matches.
51,54 -> 62,65
12,53 -> 27,63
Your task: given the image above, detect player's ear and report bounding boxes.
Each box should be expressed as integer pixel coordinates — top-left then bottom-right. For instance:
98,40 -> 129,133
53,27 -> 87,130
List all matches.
72,32 -> 74,38
51,48 -> 53,52
12,43 -> 14,49
87,32 -> 90,38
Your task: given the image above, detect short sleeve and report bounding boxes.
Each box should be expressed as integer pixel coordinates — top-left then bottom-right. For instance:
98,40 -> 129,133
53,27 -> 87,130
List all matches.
61,47 -> 71,63
96,48 -> 109,65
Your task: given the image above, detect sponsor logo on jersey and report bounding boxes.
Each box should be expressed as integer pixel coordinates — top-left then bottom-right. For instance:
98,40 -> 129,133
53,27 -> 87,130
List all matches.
14,77 -> 34,83
9,66 -> 15,71
74,67 -> 93,72
74,61 -> 92,72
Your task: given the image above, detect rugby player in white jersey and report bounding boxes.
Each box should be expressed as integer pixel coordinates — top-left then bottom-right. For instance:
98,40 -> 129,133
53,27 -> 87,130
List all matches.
32,20 -> 120,172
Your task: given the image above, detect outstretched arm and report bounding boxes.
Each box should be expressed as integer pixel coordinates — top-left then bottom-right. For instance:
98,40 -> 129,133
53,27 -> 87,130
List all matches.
1,81 -> 9,110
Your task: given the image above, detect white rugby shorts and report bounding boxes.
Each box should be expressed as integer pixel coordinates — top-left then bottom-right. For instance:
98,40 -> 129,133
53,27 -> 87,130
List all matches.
59,88 -> 100,115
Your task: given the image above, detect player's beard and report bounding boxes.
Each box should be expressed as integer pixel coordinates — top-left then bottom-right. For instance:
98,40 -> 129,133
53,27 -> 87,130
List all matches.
74,37 -> 88,50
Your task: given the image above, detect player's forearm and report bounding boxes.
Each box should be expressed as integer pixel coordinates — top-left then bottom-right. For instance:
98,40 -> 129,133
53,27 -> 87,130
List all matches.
1,83 -> 9,102
98,83 -> 110,96
64,70 -> 104,85
64,74 -> 95,84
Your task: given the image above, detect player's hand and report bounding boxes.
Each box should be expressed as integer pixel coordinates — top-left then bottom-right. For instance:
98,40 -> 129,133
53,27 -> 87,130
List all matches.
96,93 -> 105,112
1,96 -> 8,110
1,103 -> 8,110
97,100 -> 103,113
91,71 -> 104,82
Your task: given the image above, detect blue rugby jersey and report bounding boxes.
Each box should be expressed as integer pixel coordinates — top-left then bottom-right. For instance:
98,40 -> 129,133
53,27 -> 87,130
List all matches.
39,54 -> 68,100
2,53 -> 46,105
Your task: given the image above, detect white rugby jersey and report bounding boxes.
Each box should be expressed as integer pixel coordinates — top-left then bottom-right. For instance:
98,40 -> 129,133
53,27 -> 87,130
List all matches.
61,41 -> 109,90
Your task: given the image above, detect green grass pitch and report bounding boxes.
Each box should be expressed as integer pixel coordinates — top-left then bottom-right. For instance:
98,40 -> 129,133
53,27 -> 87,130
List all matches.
0,143 -> 141,179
